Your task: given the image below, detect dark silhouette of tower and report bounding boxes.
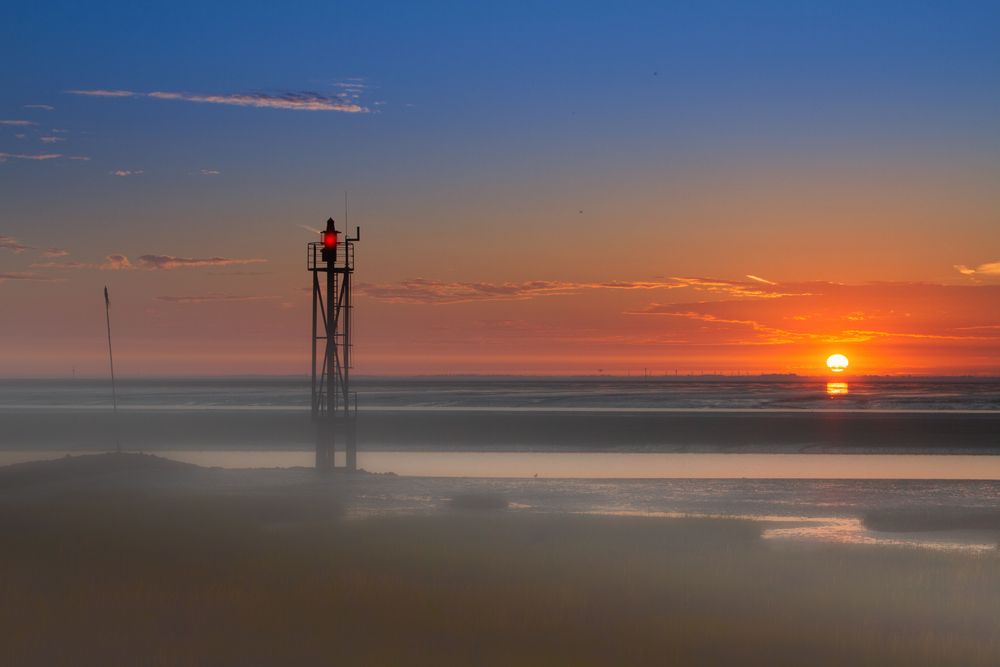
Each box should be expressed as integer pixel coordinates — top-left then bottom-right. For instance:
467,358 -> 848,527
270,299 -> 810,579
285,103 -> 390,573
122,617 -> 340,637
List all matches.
307,218 -> 360,472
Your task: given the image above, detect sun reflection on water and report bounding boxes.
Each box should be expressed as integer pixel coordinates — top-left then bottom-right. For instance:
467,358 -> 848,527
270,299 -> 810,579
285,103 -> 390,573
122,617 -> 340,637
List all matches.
826,382 -> 849,397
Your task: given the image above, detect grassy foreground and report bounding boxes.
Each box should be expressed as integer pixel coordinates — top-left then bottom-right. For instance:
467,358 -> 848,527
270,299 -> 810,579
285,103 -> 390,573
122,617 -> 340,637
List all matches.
1,467 -> 1000,665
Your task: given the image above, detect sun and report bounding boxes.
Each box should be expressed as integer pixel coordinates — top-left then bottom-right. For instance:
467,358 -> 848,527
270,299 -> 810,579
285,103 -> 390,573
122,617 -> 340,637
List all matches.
826,353 -> 849,373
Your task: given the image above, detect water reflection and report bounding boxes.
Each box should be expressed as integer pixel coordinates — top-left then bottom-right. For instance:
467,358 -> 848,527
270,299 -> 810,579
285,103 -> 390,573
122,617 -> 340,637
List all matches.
826,382 -> 849,397
6,450 -> 1000,480
584,509 -> 997,553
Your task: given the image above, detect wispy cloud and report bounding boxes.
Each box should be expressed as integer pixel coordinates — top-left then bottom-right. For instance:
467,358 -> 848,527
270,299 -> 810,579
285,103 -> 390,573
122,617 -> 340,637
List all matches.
0,152 -> 63,161
24,104 -> 54,111
0,271 -> 60,283
67,89 -> 134,97
25,253 -> 267,271
630,281 -> 1000,346
359,275 -> 816,305
207,270 -> 272,276
69,88 -> 368,113
155,90 -> 368,112
0,119 -> 36,126
198,169 -> 220,175
335,78 -> 367,92
955,261 -> 1000,277
0,235 -> 33,253
110,169 -> 143,177
746,274 -> 777,285
40,136 -> 65,144
155,294 -> 279,304
31,252 -> 121,272
136,255 -> 268,270
669,276 -> 801,298
359,278 -> 683,304
30,260 -> 95,270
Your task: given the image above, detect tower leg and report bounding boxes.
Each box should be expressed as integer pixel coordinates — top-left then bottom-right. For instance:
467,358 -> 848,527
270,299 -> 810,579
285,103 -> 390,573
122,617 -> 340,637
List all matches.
316,422 -> 334,472
344,269 -> 355,473
346,419 -> 357,472
324,263 -> 337,473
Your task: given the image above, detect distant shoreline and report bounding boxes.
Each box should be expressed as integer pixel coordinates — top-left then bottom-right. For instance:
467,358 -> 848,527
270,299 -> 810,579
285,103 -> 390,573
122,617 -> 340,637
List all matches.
4,405 -> 1000,414
4,374 -> 1000,381
4,408 -> 999,454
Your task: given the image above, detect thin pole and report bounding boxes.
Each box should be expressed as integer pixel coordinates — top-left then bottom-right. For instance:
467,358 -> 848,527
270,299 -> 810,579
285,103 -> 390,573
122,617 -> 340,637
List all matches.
344,249 -> 354,471
311,266 -> 318,418
104,286 -> 121,454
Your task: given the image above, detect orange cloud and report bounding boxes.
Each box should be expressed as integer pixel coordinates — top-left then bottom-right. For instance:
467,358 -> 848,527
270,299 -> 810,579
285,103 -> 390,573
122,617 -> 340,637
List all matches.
358,278 -> 684,304
0,235 -> 33,253
354,277 -> 1000,374
955,261 -> 1000,278
155,294 -> 279,304
101,255 -> 134,270
30,260 -> 95,269
0,272 -> 60,283
633,282 -> 1000,346
135,255 -> 267,270
668,276 -> 805,298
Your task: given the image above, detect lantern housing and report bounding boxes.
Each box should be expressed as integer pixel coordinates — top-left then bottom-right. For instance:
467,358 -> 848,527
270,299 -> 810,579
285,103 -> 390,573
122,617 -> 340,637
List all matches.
323,218 -> 338,249
321,218 -> 339,262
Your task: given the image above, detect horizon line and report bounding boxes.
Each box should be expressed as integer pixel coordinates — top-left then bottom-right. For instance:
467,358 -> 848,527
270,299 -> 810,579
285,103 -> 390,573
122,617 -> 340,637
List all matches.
3,373 -> 1000,381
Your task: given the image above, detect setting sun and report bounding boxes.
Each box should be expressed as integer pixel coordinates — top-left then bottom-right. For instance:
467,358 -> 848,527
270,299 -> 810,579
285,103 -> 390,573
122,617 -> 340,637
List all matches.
826,354 -> 849,373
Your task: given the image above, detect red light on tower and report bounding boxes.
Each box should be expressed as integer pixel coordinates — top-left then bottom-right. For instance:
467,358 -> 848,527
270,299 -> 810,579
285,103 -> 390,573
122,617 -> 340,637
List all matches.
321,217 -> 339,262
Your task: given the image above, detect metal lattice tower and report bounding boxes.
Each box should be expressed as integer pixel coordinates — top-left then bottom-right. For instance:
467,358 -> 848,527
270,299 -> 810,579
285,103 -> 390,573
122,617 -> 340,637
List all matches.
308,218 -> 360,472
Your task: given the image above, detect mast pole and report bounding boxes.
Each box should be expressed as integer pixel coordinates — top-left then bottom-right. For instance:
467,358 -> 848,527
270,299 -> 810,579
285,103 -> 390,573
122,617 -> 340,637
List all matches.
104,286 -> 121,454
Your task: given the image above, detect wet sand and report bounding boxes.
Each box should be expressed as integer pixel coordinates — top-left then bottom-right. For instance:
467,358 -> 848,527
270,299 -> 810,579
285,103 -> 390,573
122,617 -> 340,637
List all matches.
3,454 -> 1000,665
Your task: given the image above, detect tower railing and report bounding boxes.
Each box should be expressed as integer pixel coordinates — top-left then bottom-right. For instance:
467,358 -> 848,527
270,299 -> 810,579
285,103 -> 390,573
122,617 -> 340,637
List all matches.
307,241 -> 354,271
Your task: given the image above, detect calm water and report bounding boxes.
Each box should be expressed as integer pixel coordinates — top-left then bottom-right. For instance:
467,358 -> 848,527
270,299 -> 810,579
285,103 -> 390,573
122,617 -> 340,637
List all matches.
3,376 -> 999,455
3,376 -> 1000,411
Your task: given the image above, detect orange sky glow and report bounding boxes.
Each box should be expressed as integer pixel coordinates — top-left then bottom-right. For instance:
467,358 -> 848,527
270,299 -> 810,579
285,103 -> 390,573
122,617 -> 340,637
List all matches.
3,2 -> 999,377
3,257 -> 998,376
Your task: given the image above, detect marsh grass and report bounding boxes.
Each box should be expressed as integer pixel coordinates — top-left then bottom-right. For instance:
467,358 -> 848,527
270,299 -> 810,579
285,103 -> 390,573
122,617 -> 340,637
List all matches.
2,486 -> 1000,665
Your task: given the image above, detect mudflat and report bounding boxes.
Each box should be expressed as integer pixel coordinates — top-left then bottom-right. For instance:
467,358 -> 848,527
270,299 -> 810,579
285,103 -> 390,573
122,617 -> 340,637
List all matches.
2,453 -> 1000,666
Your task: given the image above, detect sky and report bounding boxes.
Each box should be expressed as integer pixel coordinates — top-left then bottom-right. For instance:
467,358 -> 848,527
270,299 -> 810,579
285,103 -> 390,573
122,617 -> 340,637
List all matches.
2,1 -> 999,376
